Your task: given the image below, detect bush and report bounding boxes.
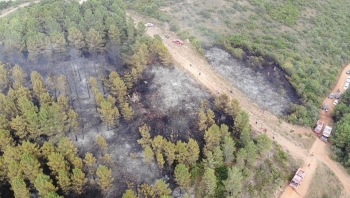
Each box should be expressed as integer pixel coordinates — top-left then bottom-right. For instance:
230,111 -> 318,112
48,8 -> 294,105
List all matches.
169,22 -> 180,32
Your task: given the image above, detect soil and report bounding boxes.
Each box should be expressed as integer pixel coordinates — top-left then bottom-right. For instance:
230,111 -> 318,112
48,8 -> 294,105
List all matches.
0,0 -> 39,18
128,10 -> 350,198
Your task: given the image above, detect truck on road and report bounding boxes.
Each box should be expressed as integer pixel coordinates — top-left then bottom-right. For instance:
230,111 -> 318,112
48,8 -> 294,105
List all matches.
314,120 -> 324,134
290,168 -> 306,189
320,126 -> 332,142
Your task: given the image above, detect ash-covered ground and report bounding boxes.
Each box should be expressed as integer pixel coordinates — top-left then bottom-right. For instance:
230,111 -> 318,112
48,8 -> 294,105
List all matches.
205,47 -> 299,115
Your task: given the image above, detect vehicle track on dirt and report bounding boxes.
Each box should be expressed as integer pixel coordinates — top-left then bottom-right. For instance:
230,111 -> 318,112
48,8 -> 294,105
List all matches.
0,0 -> 39,18
128,11 -> 350,198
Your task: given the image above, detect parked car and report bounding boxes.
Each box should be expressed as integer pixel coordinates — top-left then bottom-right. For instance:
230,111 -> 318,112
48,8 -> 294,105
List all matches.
322,104 -> 328,110
329,93 -> 334,99
333,100 -> 339,106
336,93 -> 341,99
145,23 -> 153,27
347,78 -> 350,83
344,83 -> 349,90
347,70 -> 350,74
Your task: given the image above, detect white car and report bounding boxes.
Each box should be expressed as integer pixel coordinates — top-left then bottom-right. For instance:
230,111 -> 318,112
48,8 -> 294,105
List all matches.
333,100 -> 339,106
145,23 -> 153,27
344,83 -> 349,90
347,78 -> 350,83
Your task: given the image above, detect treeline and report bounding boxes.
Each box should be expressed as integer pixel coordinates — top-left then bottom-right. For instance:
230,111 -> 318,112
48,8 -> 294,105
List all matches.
124,93 -> 294,197
331,90 -> 350,168
219,0 -> 350,126
0,62 -> 120,197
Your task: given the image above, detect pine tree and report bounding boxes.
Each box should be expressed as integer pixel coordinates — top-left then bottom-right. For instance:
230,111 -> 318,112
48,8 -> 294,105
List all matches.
245,141 -> 258,167
224,167 -> 242,197
121,102 -> 134,121
0,129 -> 14,152
31,71 -> 47,99
151,135 -> 165,153
108,25 -> 121,44
201,168 -> 216,197
186,138 -> 200,166
57,170 -> 71,195
11,176 -> 30,198
204,124 -> 221,152
153,179 -> 172,197
122,189 -> 137,198
97,135 -> 108,154
206,109 -> 215,127
40,142 -> 55,159
163,141 -> 176,166
157,45 -> 172,66
84,152 -> 96,176
137,124 -> 152,148
9,116 -> 28,140
0,114 -> 9,130
234,111 -> 250,133
174,163 -> 191,191
57,95 -> 70,112
214,93 -> 230,113
50,31 -> 67,61
236,148 -> 247,170
203,150 -> 215,169
256,133 -> 272,157
176,140 -> 189,165
44,192 -> 64,198
19,141 -> 41,159
143,145 -> 154,164
20,153 -> 42,183
47,152 -> 69,175
222,136 -> 235,164
227,98 -> 241,119
109,75 -> 127,103
39,92 -> 54,105
68,27 -> 85,50
57,137 -> 78,164
71,168 -> 87,194
34,173 -> 57,197
96,165 -> 114,194
239,127 -> 251,148
98,100 -> 120,128
99,154 -> 114,168
85,28 -> 104,69
0,63 -> 10,91
8,160 -> 21,181
3,146 -> 21,164
57,75 -> 68,96
156,151 -> 165,169
212,146 -> 224,168
138,183 -> 155,198
72,157 -> 83,169
12,65 -> 26,89
67,109 -> 80,137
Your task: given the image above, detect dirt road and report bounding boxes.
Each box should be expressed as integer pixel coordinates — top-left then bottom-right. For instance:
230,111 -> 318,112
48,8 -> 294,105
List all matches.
128,11 -> 350,198
0,1 -> 39,18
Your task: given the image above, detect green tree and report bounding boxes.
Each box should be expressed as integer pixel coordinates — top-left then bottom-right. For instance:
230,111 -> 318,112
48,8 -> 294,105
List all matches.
256,133 -> 272,157
12,65 -> 26,89
108,25 -> 121,44
234,111 -> 250,133
122,189 -> 137,198
98,100 -> 120,129
8,160 -> 21,180
143,145 -> 154,164
0,129 -> 14,152
85,28 -> 104,71
96,165 -> 114,194
212,146 -> 224,168
153,179 -> 172,196
47,152 -> 69,175
137,124 -> 152,148
109,75 -> 127,103
57,170 -> 71,195
57,137 -> 78,163
174,163 -> 191,191
239,127 -> 251,148
84,152 -> 96,176
97,135 -> 108,154
204,124 -> 221,152
176,140 -> 189,165
201,168 -> 216,197
236,148 -> 247,170
40,142 -> 55,160
121,102 -> 134,121
11,176 -> 30,198
50,31 -> 67,62
163,141 -> 176,165
68,27 -> 85,50
186,138 -> 200,166
34,173 -> 57,197
45,192 -> 64,198
20,153 -> 42,183
222,136 -> 235,164
224,167 -> 242,197
0,63 -> 9,91
71,168 -> 87,194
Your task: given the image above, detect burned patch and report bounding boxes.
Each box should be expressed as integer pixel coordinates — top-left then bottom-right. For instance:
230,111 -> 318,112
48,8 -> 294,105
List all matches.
205,47 -> 300,115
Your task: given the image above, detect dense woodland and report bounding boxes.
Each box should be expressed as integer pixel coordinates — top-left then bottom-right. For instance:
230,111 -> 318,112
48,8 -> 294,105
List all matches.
0,0 -> 301,197
332,89 -> 350,169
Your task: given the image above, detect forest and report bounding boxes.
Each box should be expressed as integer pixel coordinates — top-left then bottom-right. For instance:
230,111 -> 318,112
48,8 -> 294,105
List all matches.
0,0 -> 301,197
126,0 -> 350,127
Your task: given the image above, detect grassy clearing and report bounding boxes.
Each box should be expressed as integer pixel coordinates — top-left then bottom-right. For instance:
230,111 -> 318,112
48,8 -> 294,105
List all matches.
305,162 -> 345,198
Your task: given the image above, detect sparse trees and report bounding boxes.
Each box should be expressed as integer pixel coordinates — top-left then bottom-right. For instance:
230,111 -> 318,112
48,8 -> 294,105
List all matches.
84,152 -> 96,176
96,165 -> 114,194
97,135 -> 108,154
121,102 -> 134,121
174,163 -> 191,191
98,100 -> 120,129
137,124 -> 152,148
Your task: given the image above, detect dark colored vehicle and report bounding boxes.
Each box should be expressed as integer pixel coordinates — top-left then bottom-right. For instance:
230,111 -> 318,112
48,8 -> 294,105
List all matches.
322,104 -> 328,111
329,93 -> 334,99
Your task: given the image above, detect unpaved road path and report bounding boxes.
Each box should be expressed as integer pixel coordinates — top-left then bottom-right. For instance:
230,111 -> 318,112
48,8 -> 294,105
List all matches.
128,11 -> 350,198
0,0 -> 39,18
